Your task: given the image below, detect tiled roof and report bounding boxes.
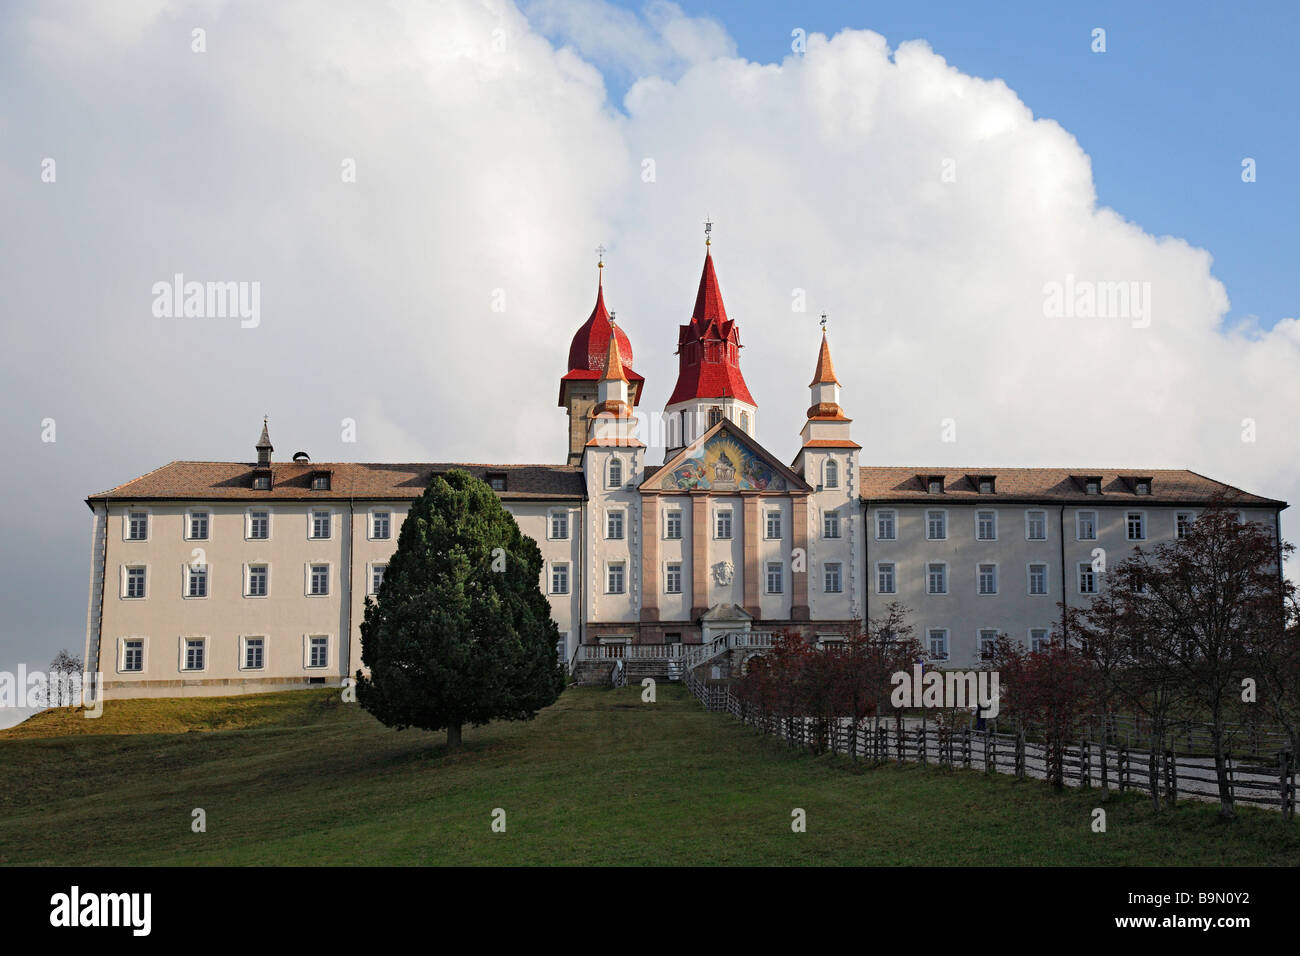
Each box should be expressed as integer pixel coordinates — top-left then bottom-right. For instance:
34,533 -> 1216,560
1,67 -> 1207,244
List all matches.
858,467 -> 1286,507
87,461 -> 586,503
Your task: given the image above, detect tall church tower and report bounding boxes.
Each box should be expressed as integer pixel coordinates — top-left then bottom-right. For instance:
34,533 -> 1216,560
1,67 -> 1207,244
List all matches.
662,231 -> 756,461
559,257 -> 643,465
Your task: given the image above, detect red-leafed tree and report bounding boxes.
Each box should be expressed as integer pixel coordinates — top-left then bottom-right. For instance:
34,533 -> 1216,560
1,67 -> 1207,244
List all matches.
991,635 -> 1095,789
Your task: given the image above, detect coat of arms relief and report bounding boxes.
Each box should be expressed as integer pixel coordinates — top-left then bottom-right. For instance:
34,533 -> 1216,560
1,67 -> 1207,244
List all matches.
711,561 -> 735,586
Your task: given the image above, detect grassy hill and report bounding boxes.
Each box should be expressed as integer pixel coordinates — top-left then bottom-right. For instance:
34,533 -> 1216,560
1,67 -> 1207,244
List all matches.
1,685 -> 1295,866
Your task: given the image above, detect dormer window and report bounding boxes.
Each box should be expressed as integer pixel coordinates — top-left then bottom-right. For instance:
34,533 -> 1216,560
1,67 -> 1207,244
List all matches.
311,473 -> 331,491
252,472 -> 272,490
1132,477 -> 1152,496
487,472 -> 507,492
925,476 -> 944,494
978,475 -> 995,494
1083,476 -> 1102,495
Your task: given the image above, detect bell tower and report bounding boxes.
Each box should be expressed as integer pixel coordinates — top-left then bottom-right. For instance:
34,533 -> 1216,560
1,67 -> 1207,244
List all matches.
558,250 -> 643,465
662,225 -> 757,461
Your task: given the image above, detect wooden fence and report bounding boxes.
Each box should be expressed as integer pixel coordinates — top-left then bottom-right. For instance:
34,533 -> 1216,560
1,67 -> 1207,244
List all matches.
682,677 -> 1297,817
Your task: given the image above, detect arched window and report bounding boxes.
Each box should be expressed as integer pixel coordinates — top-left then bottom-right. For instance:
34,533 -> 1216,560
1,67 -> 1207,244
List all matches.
825,458 -> 839,489
739,411 -> 750,434
608,457 -> 623,488
708,406 -> 722,427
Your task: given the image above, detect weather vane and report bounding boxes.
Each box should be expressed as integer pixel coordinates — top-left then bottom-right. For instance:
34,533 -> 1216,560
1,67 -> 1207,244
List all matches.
820,312 -> 828,332
704,217 -> 712,247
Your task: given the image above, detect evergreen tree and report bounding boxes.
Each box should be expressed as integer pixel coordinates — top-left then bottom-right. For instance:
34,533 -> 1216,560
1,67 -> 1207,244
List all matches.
357,469 -> 565,749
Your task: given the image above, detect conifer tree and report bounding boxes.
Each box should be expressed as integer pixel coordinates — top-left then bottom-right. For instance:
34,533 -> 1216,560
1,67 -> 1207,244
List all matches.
357,470 -> 565,749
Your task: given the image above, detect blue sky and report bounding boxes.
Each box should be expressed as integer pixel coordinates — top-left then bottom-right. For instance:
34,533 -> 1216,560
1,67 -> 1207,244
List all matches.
563,0 -> 1299,331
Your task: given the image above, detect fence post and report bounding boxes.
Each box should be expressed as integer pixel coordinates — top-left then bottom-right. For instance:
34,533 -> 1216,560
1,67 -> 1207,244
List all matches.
1015,727 -> 1025,779
1165,749 -> 1178,805
963,727 -> 971,769
986,729 -> 995,774
1081,740 -> 1090,788
919,722 -> 928,765
1118,745 -> 1128,792
1227,752 -> 1235,807
1281,750 -> 1294,821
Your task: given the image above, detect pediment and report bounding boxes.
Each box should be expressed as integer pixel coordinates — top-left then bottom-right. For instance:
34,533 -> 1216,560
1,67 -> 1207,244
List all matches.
642,419 -> 811,494
700,603 -> 753,621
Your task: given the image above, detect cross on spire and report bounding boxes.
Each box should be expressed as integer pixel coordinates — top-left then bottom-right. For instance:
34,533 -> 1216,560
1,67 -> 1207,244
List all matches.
596,243 -> 606,269
703,217 -> 713,247
819,312 -> 828,332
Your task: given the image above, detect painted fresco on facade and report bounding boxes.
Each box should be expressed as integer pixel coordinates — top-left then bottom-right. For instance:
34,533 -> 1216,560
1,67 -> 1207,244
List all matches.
663,433 -> 786,492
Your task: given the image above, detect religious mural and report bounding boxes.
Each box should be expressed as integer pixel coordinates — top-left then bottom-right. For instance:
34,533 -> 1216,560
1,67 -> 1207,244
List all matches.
661,433 -> 787,491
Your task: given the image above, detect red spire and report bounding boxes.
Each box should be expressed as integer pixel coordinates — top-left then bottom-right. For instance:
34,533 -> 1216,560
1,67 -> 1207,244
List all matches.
691,252 -> 728,326
666,251 -> 756,407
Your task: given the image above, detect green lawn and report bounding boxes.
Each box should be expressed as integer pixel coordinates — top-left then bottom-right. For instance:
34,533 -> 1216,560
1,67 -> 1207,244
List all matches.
1,685 -> 1295,866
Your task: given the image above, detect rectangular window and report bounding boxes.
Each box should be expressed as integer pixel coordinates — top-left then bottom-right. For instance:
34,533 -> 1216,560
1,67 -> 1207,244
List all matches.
183,639 -> 205,672
311,511 -> 331,539
308,636 -> 328,669
188,513 -> 209,540
125,567 -> 146,599
551,563 -> 569,595
1028,563 -> 1048,596
978,629 -> 998,661
715,510 -> 732,539
765,511 -> 782,539
488,473 -> 507,492
607,563 -> 625,595
926,510 -> 946,540
928,629 -> 949,661
665,563 -> 682,594
976,511 -> 996,541
244,637 -> 265,670
1026,510 -> 1047,541
824,510 -> 841,539
248,511 -> 270,539
665,511 -> 682,539
247,565 -> 268,597
186,565 -> 208,598
766,562 -> 784,594
824,562 -> 842,594
372,564 -> 387,594
311,474 -> 330,491
253,474 -> 271,490
877,563 -> 896,594
372,512 -> 391,540
1077,511 -> 1097,540
606,511 -> 624,540
1176,511 -> 1193,539
876,510 -> 896,540
927,563 -> 947,595
127,512 -> 148,540
1126,512 -> 1145,541
122,639 -> 144,672
1078,563 -> 1096,594
977,563 -> 997,595
310,564 -> 329,596
550,511 -> 569,540
1030,629 -> 1049,653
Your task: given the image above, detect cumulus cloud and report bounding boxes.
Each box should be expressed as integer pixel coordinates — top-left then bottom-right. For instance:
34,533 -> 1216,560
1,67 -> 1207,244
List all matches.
1,0 -> 1296,666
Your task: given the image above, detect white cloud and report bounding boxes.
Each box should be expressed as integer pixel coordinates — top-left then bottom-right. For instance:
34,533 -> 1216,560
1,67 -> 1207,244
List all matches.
1,0 -> 1296,665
